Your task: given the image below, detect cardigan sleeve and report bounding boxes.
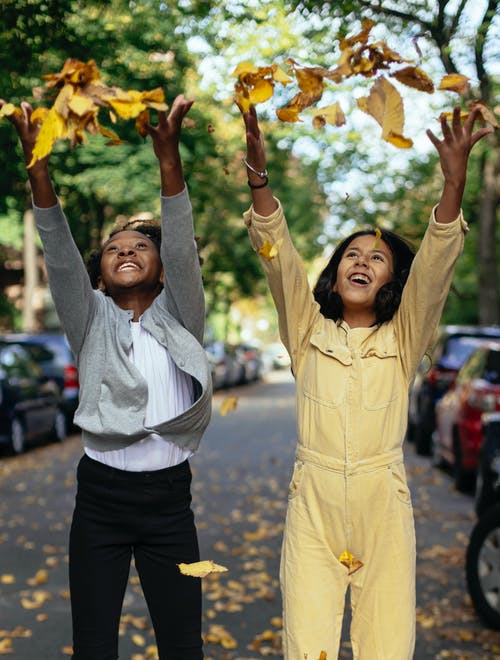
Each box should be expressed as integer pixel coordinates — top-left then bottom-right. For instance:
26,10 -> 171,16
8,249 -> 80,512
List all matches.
160,185 -> 205,344
34,201 -> 97,356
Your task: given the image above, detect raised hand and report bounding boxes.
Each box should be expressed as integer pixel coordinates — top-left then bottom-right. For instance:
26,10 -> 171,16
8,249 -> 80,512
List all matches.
427,106 -> 494,223
0,99 -> 56,207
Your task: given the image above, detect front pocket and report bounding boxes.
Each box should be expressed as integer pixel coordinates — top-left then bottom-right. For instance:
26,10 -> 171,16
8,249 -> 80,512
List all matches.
388,463 -> 412,506
301,337 -> 351,409
288,460 -> 305,500
362,353 -> 399,410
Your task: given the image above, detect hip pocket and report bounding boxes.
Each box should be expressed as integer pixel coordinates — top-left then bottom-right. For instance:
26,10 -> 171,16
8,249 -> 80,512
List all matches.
388,463 -> 412,507
288,460 -> 305,501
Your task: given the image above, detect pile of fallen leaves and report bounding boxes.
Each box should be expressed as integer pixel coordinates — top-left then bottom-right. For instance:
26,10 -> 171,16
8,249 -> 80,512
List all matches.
0,58 -> 168,167
233,18 -> 498,149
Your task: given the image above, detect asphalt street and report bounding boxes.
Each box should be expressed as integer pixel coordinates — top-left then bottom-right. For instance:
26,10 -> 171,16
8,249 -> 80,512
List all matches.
1,369 -> 500,659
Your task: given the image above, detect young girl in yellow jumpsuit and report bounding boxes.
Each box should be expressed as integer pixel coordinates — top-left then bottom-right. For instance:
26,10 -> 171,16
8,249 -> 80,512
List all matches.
238,104 -> 492,659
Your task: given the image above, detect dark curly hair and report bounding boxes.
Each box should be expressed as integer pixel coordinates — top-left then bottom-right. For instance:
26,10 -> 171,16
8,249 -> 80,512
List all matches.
86,219 -> 162,290
313,228 -> 415,325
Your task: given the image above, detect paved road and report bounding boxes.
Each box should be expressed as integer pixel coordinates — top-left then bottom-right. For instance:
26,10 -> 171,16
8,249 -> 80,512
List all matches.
1,370 -> 499,659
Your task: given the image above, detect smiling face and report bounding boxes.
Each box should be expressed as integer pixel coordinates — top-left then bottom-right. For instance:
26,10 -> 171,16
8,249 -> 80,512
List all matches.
98,230 -> 163,298
333,234 -> 394,326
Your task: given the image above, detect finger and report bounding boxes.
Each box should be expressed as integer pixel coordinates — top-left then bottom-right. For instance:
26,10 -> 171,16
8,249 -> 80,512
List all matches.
451,105 -> 462,134
470,126 -> 494,148
426,128 -> 440,148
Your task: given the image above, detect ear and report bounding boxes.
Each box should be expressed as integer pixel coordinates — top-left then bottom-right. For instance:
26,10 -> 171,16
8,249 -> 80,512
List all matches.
159,269 -> 164,285
97,276 -> 106,293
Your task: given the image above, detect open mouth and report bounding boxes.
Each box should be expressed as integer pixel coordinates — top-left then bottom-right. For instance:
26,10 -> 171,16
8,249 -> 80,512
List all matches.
349,273 -> 371,285
117,261 -> 141,272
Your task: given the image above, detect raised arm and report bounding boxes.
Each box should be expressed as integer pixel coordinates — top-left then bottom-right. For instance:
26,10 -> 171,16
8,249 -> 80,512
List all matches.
240,104 -> 279,217
427,105 -> 493,223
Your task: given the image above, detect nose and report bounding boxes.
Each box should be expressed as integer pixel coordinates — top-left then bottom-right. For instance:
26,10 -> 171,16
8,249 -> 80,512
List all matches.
355,254 -> 368,267
118,247 -> 136,257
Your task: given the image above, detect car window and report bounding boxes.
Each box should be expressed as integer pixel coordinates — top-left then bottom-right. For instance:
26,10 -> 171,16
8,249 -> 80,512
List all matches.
484,350 -> 500,385
438,337 -> 485,370
0,345 -> 38,379
22,343 -> 55,363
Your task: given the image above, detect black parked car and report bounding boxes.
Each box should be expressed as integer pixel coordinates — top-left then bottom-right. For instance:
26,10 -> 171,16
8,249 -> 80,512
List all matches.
0,341 -> 66,454
3,333 -> 78,427
466,414 -> 500,630
408,325 -> 500,455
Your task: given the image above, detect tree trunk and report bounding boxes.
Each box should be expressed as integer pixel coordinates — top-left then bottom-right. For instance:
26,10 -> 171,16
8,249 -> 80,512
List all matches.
477,138 -> 500,324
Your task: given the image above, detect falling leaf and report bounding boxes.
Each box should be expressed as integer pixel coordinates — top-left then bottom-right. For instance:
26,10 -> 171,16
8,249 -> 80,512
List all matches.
338,550 -> 364,575
468,100 -> 500,128
220,396 -> 238,417
319,652 -> 327,660
438,73 -> 470,94
178,560 -> 228,578
258,238 -> 284,260
373,226 -> 382,248
312,102 -> 346,129
357,76 -> 413,148
232,61 -> 292,112
391,66 -> 434,93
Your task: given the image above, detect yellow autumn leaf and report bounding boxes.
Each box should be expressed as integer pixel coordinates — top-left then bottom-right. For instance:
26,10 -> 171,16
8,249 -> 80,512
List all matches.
131,634 -> 146,647
178,560 -> 228,578
220,396 -> 238,417
373,226 -> 382,249
258,238 -> 284,260
391,66 -> 434,93
28,106 -> 67,167
0,103 -> 22,119
249,78 -> 275,105
0,638 -> 13,654
231,61 -> 260,78
338,550 -> 364,575
271,63 -> 293,85
30,107 -> 49,125
20,590 -> 51,609
27,569 -> 48,586
99,124 -> 123,145
0,575 -> 15,584
276,105 -> 302,123
438,73 -> 469,94
357,76 -> 413,149
312,102 -> 346,129
68,91 -> 98,117
468,100 -> 500,128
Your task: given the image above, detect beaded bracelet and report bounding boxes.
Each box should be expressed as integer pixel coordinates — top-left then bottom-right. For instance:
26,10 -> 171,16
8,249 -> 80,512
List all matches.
248,176 -> 269,189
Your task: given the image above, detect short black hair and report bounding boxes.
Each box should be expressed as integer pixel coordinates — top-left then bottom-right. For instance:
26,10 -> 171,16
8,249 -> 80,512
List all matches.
313,228 -> 415,325
86,219 -> 161,289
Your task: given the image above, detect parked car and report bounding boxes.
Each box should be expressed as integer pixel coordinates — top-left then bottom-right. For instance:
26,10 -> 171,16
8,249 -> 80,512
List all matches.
262,342 -> 291,371
408,325 -> 500,455
432,341 -> 500,491
466,502 -> 500,630
3,332 -> 79,428
475,412 -> 500,516
0,340 -> 66,454
235,344 -> 263,383
205,341 -> 245,390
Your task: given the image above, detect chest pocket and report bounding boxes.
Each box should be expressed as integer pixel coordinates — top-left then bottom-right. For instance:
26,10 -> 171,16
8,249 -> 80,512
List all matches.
302,334 -> 352,409
361,345 -> 399,410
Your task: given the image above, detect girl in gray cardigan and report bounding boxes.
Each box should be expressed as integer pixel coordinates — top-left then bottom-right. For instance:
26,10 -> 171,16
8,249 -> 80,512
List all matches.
2,94 -> 212,660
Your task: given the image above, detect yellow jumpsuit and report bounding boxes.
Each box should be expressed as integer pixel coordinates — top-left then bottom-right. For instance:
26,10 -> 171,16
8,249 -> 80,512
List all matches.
244,200 -> 467,660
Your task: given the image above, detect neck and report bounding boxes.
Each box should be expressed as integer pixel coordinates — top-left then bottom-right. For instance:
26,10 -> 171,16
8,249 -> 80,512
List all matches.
110,289 -> 160,321
342,309 -> 377,329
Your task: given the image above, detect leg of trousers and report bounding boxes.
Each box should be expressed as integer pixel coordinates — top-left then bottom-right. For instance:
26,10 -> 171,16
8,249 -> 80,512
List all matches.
69,454 -> 203,660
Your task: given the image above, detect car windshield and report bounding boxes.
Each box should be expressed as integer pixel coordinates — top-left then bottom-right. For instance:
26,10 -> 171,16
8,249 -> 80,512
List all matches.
484,350 -> 500,385
439,337 -> 486,370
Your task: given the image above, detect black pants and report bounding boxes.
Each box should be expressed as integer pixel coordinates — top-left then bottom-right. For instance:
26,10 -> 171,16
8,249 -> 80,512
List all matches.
69,454 -> 202,660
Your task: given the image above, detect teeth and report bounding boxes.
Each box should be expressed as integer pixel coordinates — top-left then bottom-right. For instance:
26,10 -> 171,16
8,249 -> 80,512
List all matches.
118,262 -> 139,271
351,274 -> 369,284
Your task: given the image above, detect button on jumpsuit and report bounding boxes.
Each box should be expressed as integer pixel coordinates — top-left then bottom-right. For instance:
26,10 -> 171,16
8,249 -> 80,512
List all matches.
244,200 -> 467,660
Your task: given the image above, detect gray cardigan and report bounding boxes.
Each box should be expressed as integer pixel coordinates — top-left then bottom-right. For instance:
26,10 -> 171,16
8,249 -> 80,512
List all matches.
34,186 -> 212,452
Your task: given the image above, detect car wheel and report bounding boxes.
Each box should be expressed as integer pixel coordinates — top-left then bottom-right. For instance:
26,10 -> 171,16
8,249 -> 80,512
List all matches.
466,504 -> 500,630
475,470 -> 496,517
53,410 -> 67,442
10,417 -> 26,455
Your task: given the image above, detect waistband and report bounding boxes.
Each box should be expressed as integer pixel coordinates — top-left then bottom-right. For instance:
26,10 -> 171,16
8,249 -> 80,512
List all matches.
295,445 -> 403,475
78,453 -> 190,483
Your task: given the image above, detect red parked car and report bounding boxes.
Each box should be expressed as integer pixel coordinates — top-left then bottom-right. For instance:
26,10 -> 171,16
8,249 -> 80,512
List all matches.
433,341 -> 500,491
